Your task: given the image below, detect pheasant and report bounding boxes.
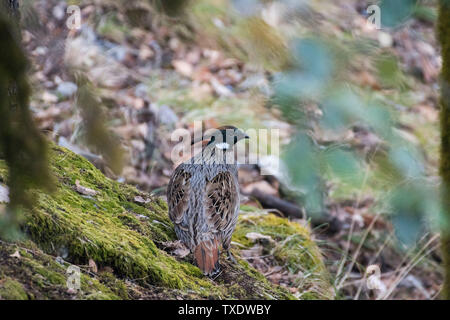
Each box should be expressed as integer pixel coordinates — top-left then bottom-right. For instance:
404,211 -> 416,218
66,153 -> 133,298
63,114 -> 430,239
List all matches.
167,126 -> 249,276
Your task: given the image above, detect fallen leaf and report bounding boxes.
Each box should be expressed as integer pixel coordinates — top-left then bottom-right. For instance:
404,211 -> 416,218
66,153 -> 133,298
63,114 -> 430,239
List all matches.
0,184 -> 10,203
75,180 -> 98,197
161,240 -> 190,258
134,196 -> 150,204
173,247 -> 190,259
88,259 -> 98,273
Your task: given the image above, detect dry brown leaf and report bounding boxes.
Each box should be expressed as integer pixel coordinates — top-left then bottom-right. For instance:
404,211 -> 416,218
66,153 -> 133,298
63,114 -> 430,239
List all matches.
192,66 -> 212,82
161,240 -> 190,258
88,258 -> 98,273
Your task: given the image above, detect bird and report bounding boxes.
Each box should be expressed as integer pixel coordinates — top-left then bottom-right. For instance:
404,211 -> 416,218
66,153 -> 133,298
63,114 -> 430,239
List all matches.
167,125 -> 249,276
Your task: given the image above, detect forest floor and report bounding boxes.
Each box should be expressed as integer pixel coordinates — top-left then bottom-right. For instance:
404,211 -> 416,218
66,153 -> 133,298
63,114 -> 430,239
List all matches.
21,0 -> 443,299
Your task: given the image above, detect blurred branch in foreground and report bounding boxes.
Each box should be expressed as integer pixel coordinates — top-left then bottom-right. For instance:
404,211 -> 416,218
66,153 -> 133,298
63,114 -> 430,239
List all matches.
72,74 -> 125,175
0,7 -> 53,240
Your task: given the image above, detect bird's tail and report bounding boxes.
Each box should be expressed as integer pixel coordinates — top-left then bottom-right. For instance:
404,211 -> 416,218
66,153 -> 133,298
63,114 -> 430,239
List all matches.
194,238 -> 220,276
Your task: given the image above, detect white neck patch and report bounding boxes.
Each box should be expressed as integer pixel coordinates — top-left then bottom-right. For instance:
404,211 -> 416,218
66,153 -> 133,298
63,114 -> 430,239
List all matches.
215,142 -> 230,150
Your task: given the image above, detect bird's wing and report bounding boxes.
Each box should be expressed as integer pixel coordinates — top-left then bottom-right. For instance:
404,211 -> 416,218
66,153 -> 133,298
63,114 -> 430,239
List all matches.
167,166 -> 191,225
205,171 -> 238,233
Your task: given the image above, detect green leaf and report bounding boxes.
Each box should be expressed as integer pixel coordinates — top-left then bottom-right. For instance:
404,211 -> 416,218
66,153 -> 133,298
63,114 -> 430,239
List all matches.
379,0 -> 418,28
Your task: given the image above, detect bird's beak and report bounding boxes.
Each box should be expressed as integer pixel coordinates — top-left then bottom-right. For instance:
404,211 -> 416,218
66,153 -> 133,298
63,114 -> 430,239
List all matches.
237,130 -> 250,141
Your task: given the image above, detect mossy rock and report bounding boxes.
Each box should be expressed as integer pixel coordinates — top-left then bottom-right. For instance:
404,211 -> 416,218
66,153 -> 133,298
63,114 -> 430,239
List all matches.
0,145 -> 331,299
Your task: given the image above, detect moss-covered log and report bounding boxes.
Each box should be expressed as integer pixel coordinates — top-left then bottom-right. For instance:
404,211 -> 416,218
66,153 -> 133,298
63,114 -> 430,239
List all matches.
0,145 -> 331,299
438,0 -> 450,300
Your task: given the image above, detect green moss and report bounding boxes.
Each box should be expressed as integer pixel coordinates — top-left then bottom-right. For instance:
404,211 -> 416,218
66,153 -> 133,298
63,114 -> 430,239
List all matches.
97,271 -> 129,299
233,212 -> 333,299
234,213 -> 324,272
0,278 -> 28,300
0,241 -> 122,300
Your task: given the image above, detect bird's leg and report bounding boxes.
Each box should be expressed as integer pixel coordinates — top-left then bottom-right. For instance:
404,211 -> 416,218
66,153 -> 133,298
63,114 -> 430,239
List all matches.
224,244 -> 237,264
227,250 -> 237,264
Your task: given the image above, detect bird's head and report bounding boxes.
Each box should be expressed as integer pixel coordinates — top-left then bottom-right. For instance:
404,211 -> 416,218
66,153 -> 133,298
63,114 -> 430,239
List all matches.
191,125 -> 249,150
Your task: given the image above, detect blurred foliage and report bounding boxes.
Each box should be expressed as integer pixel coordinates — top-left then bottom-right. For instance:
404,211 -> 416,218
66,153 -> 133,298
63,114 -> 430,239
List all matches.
379,0 -> 418,28
217,0 -> 443,248
151,0 -> 191,17
187,0 -> 291,72
73,74 -> 125,175
0,11 -> 53,240
375,54 -> 410,90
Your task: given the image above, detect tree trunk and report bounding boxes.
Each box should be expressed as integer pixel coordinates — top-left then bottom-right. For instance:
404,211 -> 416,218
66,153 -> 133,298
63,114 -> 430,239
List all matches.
438,0 -> 450,300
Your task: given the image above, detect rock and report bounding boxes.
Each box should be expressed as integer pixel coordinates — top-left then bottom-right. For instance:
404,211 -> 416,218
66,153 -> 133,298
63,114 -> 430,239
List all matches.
157,105 -> 178,126
378,32 -> 393,48
0,184 -> 9,203
52,3 -> 66,20
56,82 -> 78,97
135,83 -> 149,100
55,256 -> 65,266
75,180 -> 98,197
